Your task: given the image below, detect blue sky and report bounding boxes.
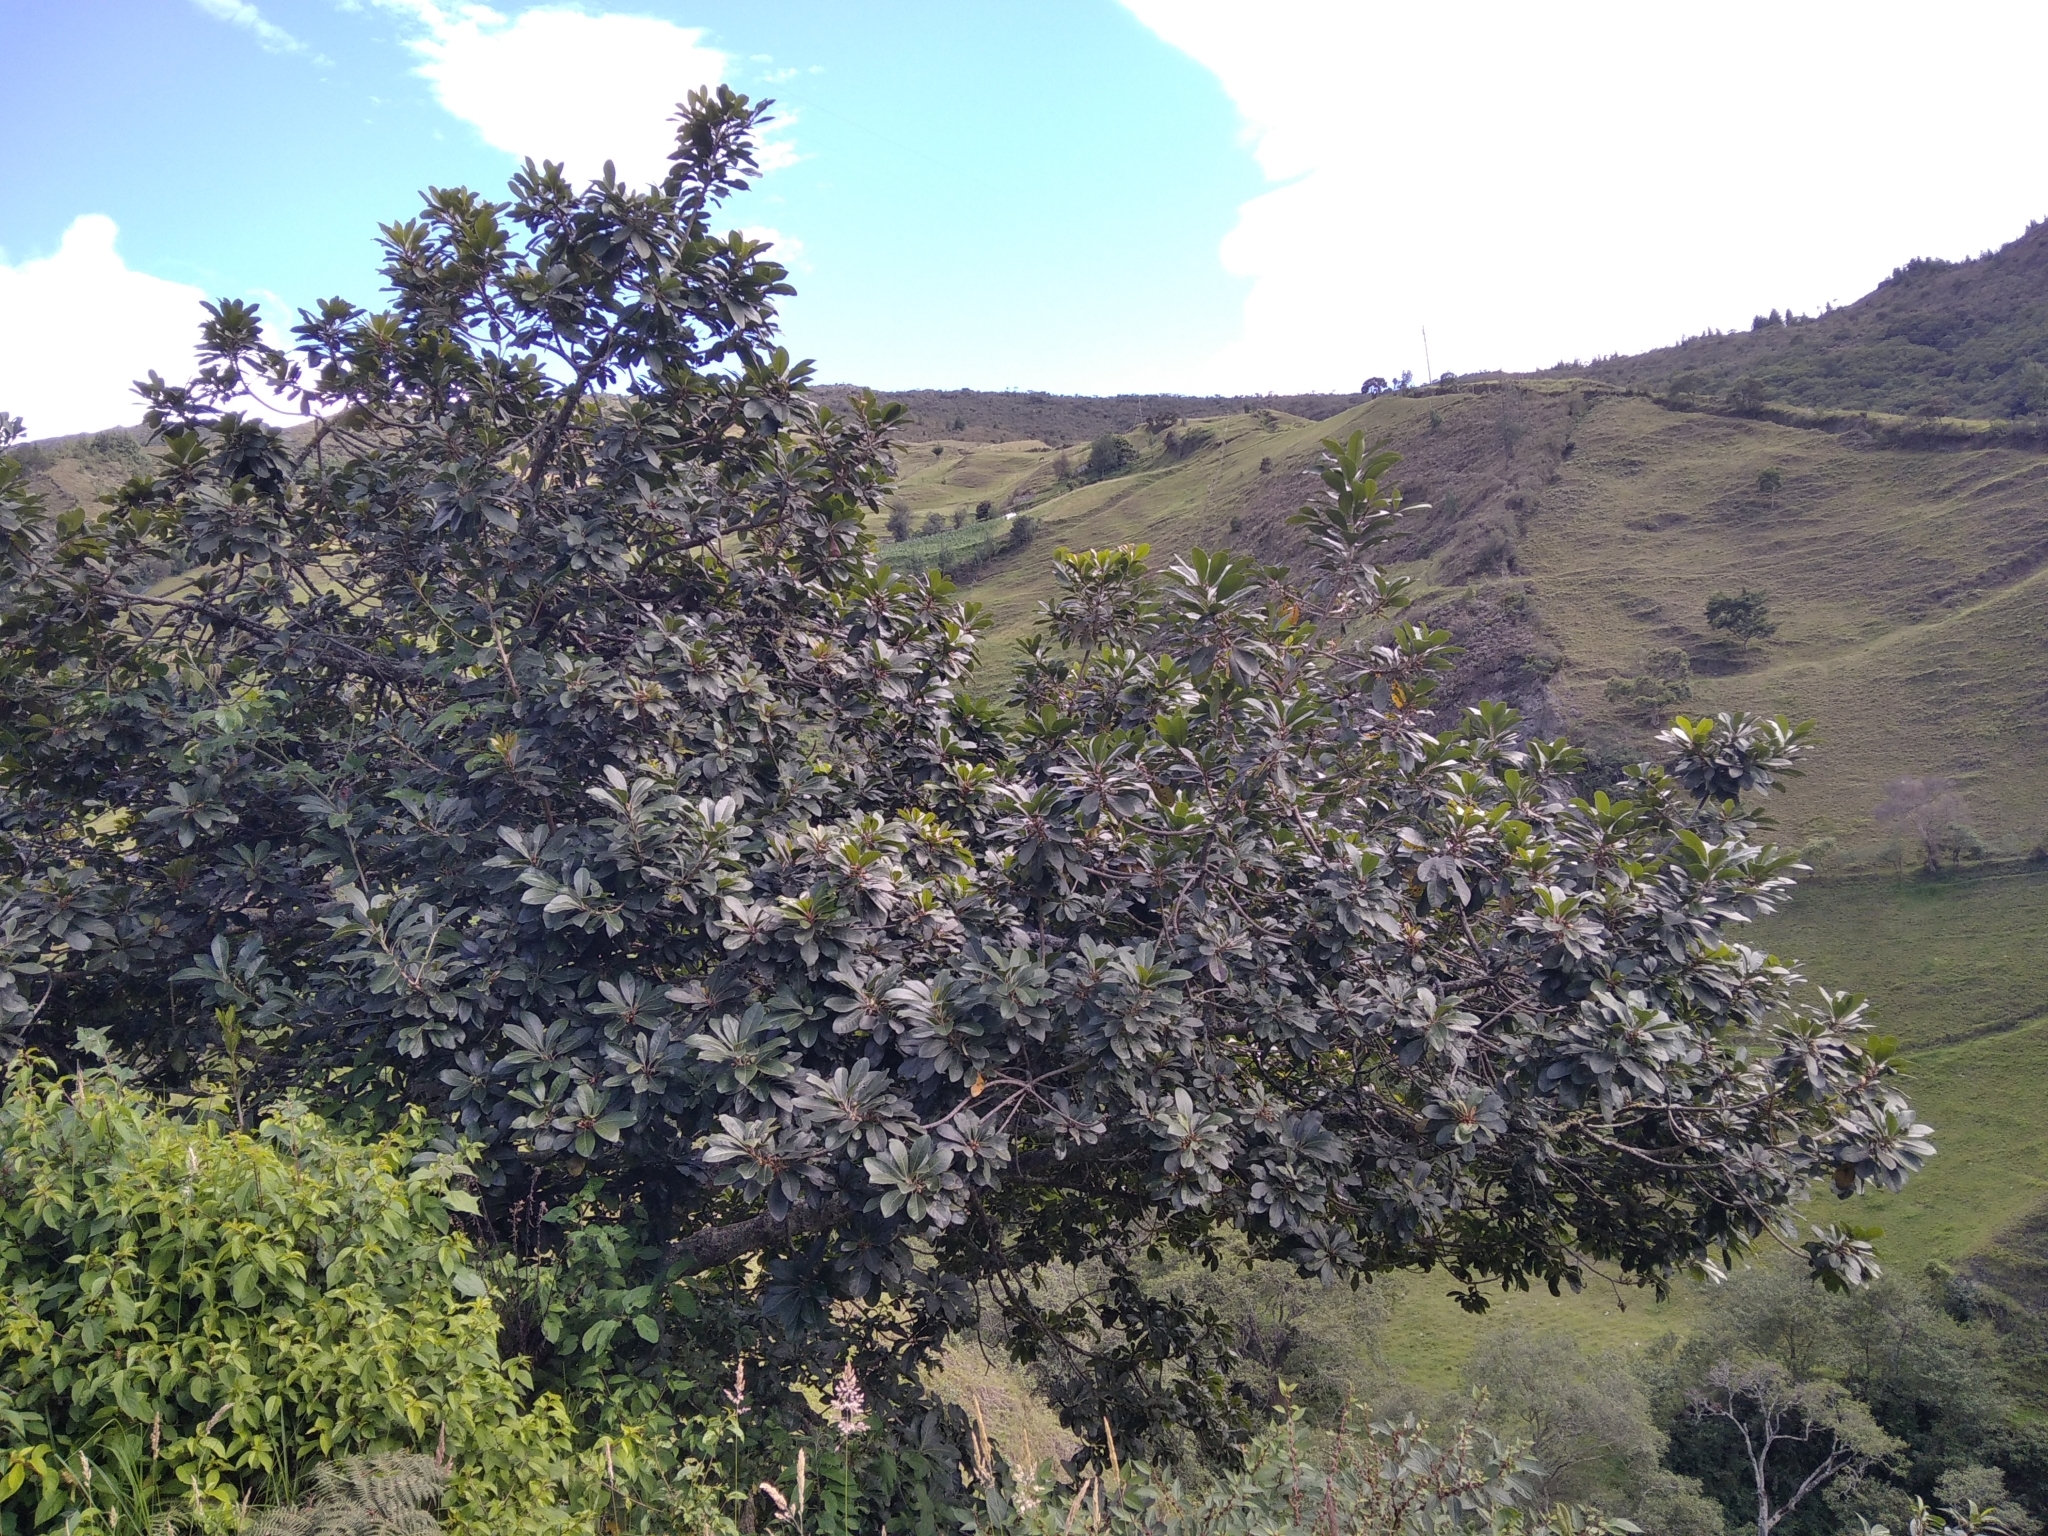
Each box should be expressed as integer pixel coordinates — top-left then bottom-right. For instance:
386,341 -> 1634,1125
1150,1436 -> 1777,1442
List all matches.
6,2 -> 2048,436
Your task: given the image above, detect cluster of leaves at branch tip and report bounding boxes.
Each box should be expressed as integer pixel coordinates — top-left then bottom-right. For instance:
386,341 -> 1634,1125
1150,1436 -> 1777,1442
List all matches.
0,85 -> 1929,1468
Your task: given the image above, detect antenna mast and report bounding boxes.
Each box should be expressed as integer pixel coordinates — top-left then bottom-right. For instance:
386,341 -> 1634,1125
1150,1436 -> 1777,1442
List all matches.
1422,326 -> 1433,384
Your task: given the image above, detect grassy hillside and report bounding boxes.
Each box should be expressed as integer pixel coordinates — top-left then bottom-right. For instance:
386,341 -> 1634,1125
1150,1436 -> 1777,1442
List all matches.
12,424 -> 154,510
921,385 -> 2048,856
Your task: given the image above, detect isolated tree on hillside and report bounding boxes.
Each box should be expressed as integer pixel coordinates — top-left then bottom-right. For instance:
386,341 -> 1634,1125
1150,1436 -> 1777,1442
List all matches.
1086,431 -> 1136,477
1874,777 -> 1972,874
2009,359 -> 2048,418
1730,376 -> 1770,413
1709,587 -> 1778,645
0,91 -> 1929,1463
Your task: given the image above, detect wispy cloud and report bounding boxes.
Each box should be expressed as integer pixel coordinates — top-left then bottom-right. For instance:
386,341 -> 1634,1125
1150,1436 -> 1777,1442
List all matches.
0,216 -> 206,438
189,0 -> 309,55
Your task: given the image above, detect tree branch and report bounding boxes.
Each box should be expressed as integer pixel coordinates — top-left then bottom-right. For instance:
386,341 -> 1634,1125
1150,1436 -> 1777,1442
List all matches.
663,1195 -> 854,1275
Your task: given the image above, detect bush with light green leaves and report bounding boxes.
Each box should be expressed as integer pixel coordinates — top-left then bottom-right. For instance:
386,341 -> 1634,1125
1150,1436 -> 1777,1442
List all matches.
0,1063 -> 731,1536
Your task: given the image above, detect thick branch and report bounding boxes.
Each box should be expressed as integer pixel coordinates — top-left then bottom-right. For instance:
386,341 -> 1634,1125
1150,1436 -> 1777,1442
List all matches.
664,1195 -> 854,1275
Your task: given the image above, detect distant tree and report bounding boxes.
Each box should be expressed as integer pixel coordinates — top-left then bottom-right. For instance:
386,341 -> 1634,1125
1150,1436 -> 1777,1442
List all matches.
931,443 -> 944,456
886,503 -> 913,541
2008,360 -> 2048,418
1360,376 -> 1390,396
1708,587 -> 1778,644
923,510 -> 945,536
1757,468 -> 1784,500
952,507 -> 968,528
1004,511 -> 1037,549
1686,1362 -> 1900,1536
1467,1327 -> 1665,1505
1050,450 -> 1072,480
1258,456 -> 1273,473
974,499 -> 993,520
1605,646 -> 1694,722
1730,376 -> 1770,413
1874,777 -> 1971,873
1497,392 -> 1529,460
1085,431 -> 1136,477
1934,1468 -> 2039,1536
1396,369 -> 1414,390
950,414 -> 965,431
1142,410 -> 1180,434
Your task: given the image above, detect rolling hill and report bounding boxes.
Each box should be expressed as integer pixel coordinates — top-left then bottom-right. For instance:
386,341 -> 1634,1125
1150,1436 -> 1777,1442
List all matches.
1541,217 -> 2048,419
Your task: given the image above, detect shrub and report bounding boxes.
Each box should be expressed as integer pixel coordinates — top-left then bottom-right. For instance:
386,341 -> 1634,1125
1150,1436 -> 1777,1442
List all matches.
1706,587 -> 1777,643
1728,376 -> 1768,413
1005,512 -> 1038,550
2008,360 -> 2048,417
952,508 -> 968,529
1757,467 -> 1783,497
1086,433 -> 1137,477
1604,648 -> 1693,722
0,1066 -> 700,1536
971,1411 -> 1637,1536
886,504 -> 913,542
974,499 -> 993,520
923,511 -> 945,536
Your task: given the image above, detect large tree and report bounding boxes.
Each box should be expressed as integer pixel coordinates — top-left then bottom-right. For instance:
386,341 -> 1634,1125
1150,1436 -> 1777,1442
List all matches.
0,92 -> 1929,1461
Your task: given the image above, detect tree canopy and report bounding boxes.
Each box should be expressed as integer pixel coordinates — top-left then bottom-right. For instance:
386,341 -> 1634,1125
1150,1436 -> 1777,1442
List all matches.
0,91 -> 1929,1460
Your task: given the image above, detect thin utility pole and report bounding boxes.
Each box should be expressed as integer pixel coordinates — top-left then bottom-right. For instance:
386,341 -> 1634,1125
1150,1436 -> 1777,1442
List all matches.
1422,326 -> 1433,384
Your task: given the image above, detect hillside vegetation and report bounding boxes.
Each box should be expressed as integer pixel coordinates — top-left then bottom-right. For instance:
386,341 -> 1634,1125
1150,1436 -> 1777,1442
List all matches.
815,385 -> 1360,444
1547,220 -> 2048,419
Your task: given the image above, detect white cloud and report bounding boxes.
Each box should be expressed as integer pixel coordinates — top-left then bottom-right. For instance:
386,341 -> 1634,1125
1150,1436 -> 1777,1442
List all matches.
190,0 -> 308,54
376,3 -> 764,187
1123,1 -> 2048,391
0,216 -> 206,439
743,225 -> 804,270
